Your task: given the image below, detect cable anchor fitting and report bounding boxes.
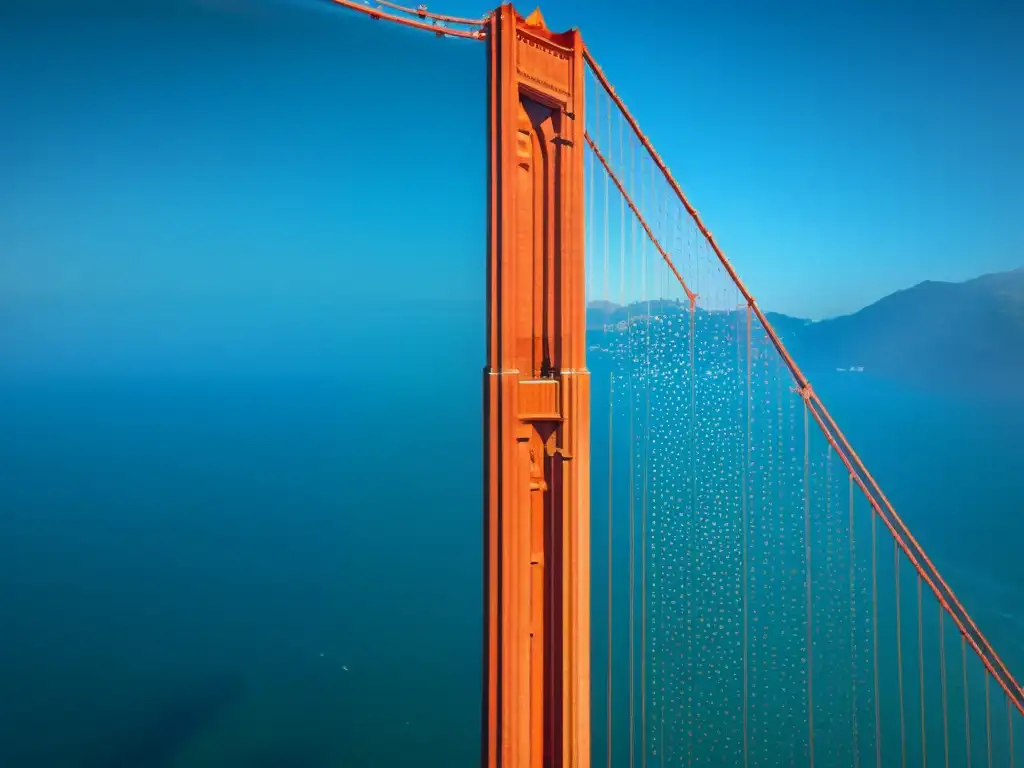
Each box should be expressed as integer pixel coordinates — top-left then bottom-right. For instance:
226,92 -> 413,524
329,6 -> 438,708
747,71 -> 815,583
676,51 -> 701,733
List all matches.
792,382 -> 814,401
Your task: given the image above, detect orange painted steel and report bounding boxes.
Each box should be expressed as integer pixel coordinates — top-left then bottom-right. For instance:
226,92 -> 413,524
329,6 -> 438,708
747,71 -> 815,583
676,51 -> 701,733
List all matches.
325,0 -> 485,38
583,41 -> 1024,717
483,6 -> 590,768
371,0 -> 486,25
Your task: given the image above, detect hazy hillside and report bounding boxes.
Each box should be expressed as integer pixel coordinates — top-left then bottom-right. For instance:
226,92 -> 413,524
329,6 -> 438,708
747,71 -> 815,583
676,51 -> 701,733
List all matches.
795,267 -> 1024,388
587,267 -> 1024,393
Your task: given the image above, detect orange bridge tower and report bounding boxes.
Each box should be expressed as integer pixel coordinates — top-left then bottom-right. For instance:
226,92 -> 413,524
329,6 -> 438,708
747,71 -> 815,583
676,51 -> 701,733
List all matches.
482,5 -> 591,768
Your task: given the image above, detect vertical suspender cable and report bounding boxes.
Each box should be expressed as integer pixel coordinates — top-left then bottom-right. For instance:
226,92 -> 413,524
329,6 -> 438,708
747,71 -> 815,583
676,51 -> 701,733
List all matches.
687,223 -> 696,768
941,607 -> 950,768
804,403 -> 815,767
965,636 -> 973,768
986,673 -> 992,768
743,304 -> 751,768
850,474 -> 860,768
1009,696 -> 1015,768
896,543 -> 906,768
601,87 -> 613,768
919,575 -> 927,766
873,513 -> 881,767
627,129 -> 636,768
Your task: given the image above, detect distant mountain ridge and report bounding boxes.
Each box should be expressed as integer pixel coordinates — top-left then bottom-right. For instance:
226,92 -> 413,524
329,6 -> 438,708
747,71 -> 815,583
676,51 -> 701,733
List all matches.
588,267 -> 1024,392
789,267 -> 1024,386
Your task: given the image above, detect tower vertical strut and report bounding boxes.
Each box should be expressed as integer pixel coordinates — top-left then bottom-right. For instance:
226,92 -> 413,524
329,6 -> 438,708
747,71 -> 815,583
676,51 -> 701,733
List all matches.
483,5 -> 590,767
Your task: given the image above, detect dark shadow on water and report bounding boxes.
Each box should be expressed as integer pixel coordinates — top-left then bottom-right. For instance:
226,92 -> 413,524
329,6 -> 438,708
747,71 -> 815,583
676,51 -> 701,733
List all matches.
231,750 -> 330,768
80,673 -> 246,768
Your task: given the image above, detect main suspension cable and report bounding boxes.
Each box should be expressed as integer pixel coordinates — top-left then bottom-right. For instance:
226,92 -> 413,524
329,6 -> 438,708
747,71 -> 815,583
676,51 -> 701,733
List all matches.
326,0 -> 486,39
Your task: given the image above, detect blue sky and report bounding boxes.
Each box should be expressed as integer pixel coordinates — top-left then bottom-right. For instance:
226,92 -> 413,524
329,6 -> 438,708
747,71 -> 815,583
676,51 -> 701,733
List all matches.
1,0 -> 1021,356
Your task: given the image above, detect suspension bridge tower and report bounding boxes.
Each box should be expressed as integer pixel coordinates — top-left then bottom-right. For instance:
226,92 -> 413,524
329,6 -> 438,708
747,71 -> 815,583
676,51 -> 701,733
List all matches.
482,5 -> 591,767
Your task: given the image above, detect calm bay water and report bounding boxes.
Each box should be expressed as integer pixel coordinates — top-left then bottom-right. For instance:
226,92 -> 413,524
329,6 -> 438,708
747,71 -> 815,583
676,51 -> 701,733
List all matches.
0,305 -> 485,767
0,347 -> 1021,766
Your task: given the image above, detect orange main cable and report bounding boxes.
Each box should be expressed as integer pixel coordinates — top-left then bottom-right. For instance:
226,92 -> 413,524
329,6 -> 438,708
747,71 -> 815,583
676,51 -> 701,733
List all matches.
583,42 -> 1024,715
325,0 -> 485,38
370,0 -> 485,25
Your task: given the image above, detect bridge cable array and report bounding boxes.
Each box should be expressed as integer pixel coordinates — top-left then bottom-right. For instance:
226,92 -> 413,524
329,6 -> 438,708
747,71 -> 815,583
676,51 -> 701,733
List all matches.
584,40 -> 1024,768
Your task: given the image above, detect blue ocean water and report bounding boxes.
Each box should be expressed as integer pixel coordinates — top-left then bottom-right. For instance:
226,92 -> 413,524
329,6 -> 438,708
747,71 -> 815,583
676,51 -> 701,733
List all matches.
1,327 -> 1021,766
0,312 -> 485,766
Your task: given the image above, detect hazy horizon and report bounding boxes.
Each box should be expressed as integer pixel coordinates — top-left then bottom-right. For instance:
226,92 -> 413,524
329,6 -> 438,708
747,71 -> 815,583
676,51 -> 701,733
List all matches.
585,263 -> 1024,320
